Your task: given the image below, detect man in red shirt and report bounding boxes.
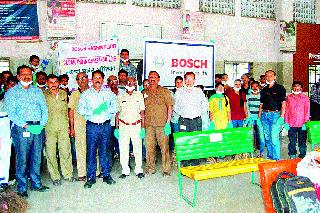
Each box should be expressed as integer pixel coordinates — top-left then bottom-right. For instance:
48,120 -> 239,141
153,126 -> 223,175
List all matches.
225,79 -> 247,127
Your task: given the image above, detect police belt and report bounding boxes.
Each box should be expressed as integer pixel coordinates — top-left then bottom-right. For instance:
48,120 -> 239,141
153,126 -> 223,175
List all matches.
119,119 -> 141,126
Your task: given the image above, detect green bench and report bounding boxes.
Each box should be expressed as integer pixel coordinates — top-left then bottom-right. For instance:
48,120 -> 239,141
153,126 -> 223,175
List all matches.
173,127 -> 274,207
306,121 -> 320,151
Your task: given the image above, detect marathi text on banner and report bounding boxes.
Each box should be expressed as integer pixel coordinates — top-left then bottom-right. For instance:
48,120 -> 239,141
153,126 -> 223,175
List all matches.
58,40 -> 119,90
0,0 -> 39,40
144,39 -> 215,88
46,0 -> 76,40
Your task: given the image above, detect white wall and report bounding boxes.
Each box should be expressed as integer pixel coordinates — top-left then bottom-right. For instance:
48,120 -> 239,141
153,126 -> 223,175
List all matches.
0,0 -> 314,71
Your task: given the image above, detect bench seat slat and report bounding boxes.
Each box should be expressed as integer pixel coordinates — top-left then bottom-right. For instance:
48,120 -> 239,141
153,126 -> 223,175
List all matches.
180,158 -> 275,180
175,139 -> 253,151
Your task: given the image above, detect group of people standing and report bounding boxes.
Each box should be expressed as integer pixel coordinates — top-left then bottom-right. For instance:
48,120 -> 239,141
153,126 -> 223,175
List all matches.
0,50 -> 311,199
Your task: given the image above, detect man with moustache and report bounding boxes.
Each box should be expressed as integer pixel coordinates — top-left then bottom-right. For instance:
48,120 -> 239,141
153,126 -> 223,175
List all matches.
44,74 -> 74,186
119,49 -> 137,78
144,71 -> 173,176
68,72 -> 89,181
4,65 -> 49,197
78,70 -> 118,188
36,71 -> 48,91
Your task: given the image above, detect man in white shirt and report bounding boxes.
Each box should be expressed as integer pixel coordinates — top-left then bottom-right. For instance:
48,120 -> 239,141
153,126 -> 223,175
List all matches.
174,72 -> 208,132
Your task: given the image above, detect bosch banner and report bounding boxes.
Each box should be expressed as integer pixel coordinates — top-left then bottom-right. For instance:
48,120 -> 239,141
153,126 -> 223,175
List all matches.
144,39 -> 215,88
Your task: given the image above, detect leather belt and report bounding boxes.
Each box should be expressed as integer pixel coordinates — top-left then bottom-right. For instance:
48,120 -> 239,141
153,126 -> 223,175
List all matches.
119,119 -> 141,126
181,116 -> 201,120
26,121 -> 40,125
87,120 -> 110,125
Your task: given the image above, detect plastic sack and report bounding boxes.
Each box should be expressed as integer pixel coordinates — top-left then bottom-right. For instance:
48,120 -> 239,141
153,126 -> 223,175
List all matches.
297,151 -> 320,185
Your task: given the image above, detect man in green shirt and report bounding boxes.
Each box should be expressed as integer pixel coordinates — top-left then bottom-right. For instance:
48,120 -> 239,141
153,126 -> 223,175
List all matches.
44,74 -> 74,186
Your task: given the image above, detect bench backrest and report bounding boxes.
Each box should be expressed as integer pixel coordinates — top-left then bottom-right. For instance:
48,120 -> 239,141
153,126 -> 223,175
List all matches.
306,121 -> 320,145
174,127 -> 254,162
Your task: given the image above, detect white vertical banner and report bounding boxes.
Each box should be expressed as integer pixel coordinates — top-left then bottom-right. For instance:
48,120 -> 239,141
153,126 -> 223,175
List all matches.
144,39 -> 215,88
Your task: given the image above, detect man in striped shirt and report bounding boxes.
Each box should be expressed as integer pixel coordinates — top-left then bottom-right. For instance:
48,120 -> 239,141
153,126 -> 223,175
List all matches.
246,81 -> 265,157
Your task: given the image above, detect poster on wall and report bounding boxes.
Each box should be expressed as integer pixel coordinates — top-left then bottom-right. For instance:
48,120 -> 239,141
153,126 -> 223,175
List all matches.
144,39 -> 215,88
279,20 -> 296,52
58,40 -> 119,90
0,0 -> 39,40
181,12 -> 205,41
46,0 -> 76,40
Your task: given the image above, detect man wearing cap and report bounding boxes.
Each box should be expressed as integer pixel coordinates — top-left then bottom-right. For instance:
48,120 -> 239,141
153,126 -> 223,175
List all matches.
4,65 -> 49,197
115,77 -> 145,179
78,70 -> 118,188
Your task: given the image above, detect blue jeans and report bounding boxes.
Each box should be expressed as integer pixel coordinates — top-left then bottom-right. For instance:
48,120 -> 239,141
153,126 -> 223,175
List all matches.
261,111 -> 281,160
86,121 -> 112,181
111,126 -> 120,157
232,120 -> 243,128
12,125 -> 43,193
169,122 -> 179,151
288,127 -> 307,158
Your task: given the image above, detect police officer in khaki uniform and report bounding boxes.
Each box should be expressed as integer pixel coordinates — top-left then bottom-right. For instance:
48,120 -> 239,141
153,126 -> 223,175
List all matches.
144,71 -> 173,176
68,72 -> 89,181
44,74 -> 74,186
115,77 -> 145,179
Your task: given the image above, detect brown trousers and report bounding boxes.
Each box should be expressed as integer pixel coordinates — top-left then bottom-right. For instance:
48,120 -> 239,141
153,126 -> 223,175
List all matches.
145,126 -> 171,174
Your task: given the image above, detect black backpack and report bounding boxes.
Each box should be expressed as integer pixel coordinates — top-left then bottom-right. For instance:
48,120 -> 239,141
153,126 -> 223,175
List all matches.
270,172 -> 320,213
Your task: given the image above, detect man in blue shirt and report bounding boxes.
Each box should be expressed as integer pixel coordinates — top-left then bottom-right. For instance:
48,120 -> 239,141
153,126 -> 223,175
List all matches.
119,49 -> 137,78
78,70 -> 118,188
4,65 -> 49,197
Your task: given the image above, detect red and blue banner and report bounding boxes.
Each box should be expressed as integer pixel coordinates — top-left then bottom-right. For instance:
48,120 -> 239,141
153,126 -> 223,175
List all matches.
0,0 -> 39,40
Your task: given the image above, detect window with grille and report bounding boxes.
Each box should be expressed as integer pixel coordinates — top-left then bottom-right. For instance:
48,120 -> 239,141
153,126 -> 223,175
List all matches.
241,0 -> 275,19
199,0 -> 235,15
224,62 -> 252,86
293,0 -> 316,24
0,58 -> 10,73
132,0 -> 181,9
77,0 -> 126,4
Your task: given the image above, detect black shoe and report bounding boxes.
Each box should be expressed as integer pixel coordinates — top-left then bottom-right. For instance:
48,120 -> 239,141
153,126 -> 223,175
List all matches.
103,176 -> 116,185
32,186 -> 49,192
162,172 -> 171,177
53,180 -> 62,186
119,174 -> 129,179
136,173 -> 145,179
18,191 -> 28,198
64,177 -> 76,182
84,180 -> 96,189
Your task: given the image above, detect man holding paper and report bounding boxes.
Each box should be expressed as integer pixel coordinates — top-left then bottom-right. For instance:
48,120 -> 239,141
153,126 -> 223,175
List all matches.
4,65 -> 49,197
78,70 -> 118,188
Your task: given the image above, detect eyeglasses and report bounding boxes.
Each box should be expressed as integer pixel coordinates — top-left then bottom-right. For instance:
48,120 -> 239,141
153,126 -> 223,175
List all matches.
76,76 -> 88,81
108,80 -> 118,83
